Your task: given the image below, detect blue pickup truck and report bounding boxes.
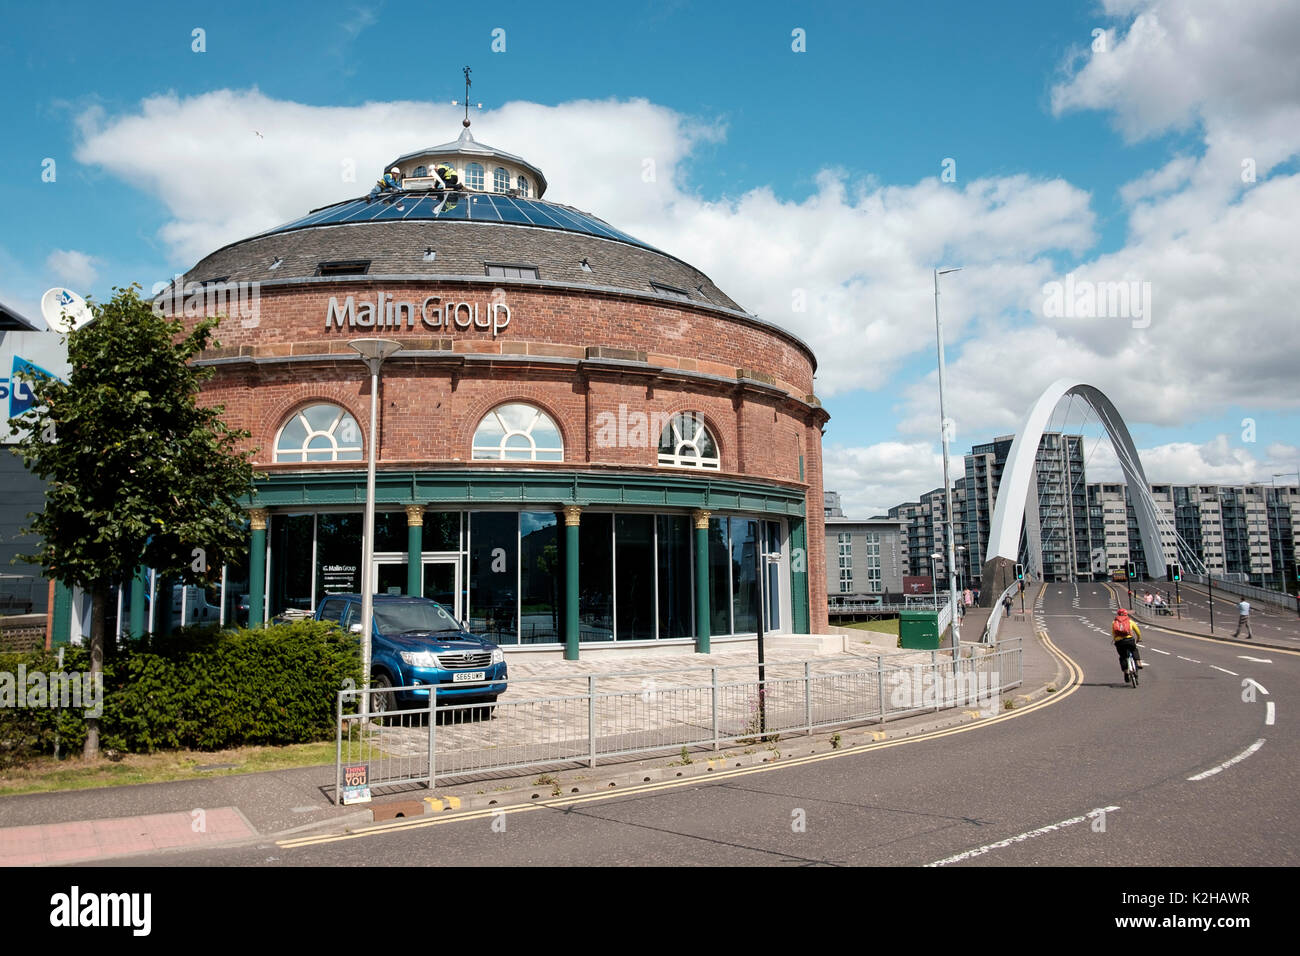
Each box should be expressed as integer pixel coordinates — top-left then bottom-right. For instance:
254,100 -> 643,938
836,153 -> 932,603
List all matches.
315,594 -> 508,716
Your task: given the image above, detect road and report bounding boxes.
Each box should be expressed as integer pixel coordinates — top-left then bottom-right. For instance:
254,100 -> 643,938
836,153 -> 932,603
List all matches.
99,583 -> 1297,868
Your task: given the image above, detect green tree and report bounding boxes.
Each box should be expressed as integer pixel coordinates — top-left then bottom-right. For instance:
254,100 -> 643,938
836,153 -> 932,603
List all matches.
10,285 -> 256,758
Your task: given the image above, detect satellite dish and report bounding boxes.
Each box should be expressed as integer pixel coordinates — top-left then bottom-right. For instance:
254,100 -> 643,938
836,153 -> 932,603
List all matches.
40,288 -> 94,333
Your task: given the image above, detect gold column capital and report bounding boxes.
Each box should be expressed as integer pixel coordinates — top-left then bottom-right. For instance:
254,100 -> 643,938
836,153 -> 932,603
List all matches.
405,505 -> 425,527
563,505 -> 582,527
248,507 -> 269,531
692,509 -> 711,530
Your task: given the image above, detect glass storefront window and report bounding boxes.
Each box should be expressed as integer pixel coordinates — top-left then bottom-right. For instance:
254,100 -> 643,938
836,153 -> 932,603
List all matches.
731,517 -> 760,634
469,511 -> 518,644
580,513 -> 613,642
520,512 -> 562,644
315,512 -> 363,598
270,513 -> 315,616
423,510 -> 461,552
615,514 -> 655,640
708,516 -> 731,636
373,510 -> 408,553
657,515 -> 693,639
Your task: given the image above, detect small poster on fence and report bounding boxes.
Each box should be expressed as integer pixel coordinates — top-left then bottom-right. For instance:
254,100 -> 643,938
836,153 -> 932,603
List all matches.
342,764 -> 372,804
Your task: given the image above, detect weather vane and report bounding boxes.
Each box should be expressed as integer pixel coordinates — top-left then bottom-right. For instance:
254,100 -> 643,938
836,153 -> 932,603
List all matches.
452,66 -> 482,128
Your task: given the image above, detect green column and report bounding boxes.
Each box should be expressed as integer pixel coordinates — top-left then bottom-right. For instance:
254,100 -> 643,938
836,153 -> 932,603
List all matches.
406,505 -> 424,596
248,508 -> 268,627
693,510 -> 711,654
129,567 -> 147,639
790,517 -> 810,634
564,505 -> 580,661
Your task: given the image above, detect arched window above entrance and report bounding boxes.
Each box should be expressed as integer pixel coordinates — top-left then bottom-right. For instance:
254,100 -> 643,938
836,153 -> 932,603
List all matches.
657,413 -> 720,469
274,403 -> 364,462
472,403 -> 564,462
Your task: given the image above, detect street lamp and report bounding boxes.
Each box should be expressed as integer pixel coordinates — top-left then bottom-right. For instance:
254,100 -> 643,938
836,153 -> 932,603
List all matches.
934,267 -> 962,648
350,337 -> 403,719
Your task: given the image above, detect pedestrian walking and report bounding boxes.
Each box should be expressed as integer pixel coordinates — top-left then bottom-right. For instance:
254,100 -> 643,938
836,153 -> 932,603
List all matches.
1232,599 -> 1253,639
1002,593 -> 1012,617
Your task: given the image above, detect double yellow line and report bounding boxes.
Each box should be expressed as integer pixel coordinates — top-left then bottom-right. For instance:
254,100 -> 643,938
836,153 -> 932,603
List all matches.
280,632 -> 1085,850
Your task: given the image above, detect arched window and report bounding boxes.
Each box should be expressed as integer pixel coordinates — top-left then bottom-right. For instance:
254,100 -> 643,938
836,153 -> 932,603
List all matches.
275,403 -> 364,462
658,413 -> 720,469
472,403 -> 563,462
413,165 -> 428,178
517,175 -> 530,198
465,163 -> 484,190
493,167 -> 510,193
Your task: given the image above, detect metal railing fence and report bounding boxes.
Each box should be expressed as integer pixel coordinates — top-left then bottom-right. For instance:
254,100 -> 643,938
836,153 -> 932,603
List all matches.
335,639 -> 1023,803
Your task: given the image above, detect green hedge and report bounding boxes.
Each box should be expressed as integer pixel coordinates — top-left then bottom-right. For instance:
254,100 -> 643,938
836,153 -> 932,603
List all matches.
0,620 -> 361,766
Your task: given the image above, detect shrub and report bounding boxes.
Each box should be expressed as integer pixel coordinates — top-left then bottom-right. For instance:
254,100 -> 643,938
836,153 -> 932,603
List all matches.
0,620 -> 360,766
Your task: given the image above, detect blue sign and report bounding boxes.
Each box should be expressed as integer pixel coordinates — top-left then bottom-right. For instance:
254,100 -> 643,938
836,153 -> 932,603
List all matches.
2,355 -> 58,420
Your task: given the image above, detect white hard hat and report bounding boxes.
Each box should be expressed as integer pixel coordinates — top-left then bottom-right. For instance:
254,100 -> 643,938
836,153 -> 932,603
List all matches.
390,166 -> 401,174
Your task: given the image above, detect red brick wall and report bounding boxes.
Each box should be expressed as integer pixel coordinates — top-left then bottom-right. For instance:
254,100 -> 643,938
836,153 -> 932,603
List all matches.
187,280 -> 830,631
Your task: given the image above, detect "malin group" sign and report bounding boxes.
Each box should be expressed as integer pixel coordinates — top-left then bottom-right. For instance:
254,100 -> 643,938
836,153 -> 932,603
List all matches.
326,294 -> 510,337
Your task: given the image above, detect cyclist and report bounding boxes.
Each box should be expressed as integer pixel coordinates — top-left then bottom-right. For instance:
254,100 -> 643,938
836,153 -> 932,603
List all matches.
1112,607 -> 1146,679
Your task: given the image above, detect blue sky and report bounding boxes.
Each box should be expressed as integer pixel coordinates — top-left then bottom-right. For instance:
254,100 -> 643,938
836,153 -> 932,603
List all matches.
3,0 -> 1297,514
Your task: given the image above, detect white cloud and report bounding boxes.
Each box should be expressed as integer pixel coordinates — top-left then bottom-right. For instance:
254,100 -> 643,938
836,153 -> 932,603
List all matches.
823,441 -> 943,518
1085,435 -> 1300,488
71,89 -> 1093,399
1050,0 -> 1300,143
44,249 -> 100,290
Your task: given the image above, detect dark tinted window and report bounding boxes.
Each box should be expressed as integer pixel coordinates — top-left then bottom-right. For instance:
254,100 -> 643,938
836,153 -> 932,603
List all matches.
319,598 -> 347,622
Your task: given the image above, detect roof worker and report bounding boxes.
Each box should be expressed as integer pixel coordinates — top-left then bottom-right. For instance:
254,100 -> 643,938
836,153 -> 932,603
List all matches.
367,166 -> 404,203
434,162 -> 460,190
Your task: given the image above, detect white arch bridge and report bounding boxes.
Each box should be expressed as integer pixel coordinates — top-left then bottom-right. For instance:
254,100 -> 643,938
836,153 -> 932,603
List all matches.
980,380 -> 1171,601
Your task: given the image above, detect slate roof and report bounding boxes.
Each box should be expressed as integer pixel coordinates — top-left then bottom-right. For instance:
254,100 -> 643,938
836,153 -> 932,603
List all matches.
183,217 -> 746,312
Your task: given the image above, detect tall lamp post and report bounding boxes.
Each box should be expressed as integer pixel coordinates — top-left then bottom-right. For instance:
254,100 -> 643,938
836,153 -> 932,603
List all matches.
934,267 -> 962,649
350,338 -> 403,719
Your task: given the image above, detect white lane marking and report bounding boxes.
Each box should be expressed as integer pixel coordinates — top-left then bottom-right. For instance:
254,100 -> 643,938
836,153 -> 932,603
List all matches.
1265,702 -> 1275,726
1242,678 -> 1269,696
1176,656 -> 1201,663
1187,739 -> 1266,782
1239,656 -> 1273,664
925,806 -> 1119,867
1150,648 -> 1171,655
1209,665 -> 1238,676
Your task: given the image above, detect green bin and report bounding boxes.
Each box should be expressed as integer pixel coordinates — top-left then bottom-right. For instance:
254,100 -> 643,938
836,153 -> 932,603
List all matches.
899,608 -> 941,650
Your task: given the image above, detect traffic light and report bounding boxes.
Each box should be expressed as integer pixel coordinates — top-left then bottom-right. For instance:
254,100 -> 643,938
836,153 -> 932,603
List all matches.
1166,564 -> 1173,582
1125,561 -> 1135,580
1172,563 -> 1181,583
1015,563 -> 1024,581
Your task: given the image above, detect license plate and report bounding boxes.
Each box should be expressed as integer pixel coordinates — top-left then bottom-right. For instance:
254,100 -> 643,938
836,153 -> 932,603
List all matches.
452,671 -> 486,683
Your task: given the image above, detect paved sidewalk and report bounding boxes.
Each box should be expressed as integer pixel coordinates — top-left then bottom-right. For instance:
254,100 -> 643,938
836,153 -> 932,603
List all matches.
0,604 -> 1062,865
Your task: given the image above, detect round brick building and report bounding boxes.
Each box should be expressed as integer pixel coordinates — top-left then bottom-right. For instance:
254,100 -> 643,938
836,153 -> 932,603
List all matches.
170,126 -> 829,655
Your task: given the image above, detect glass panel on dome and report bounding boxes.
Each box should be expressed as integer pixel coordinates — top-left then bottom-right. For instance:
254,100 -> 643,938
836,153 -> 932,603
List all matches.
490,196 -> 533,224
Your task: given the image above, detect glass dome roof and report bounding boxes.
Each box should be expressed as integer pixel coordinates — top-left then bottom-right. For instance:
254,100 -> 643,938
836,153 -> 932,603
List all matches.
257,191 -> 659,252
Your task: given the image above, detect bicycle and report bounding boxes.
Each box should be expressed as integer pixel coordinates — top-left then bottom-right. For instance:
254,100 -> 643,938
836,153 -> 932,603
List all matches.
1122,647 -> 1139,687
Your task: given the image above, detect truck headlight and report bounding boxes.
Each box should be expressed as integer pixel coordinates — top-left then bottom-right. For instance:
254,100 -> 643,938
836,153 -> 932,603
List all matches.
400,651 -> 439,668
491,648 -> 504,665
